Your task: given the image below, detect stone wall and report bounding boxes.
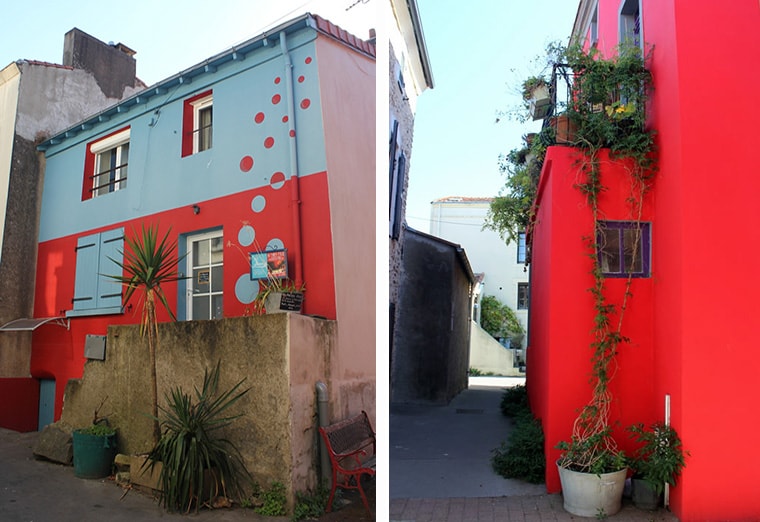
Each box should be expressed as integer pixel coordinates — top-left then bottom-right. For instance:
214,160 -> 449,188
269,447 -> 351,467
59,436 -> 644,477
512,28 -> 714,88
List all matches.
58,313 -> 336,506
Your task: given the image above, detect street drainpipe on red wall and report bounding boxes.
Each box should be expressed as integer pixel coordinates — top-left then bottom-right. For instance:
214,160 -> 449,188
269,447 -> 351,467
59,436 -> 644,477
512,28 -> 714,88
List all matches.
280,31 -> 304,286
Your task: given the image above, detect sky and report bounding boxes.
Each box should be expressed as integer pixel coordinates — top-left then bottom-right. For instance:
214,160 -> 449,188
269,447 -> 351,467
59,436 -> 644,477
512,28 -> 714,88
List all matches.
0,0 -> 377,87
407,0 -> 581,232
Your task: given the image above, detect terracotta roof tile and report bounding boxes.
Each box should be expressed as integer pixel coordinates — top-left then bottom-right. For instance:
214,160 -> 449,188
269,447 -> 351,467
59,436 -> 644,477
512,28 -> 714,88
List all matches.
312,14 -> 375,58
21,60 -> 73,70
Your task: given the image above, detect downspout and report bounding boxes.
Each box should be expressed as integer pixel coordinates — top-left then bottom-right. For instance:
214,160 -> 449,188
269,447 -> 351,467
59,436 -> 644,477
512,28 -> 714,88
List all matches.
280,31 -> 304,286
316,382 -> 330,483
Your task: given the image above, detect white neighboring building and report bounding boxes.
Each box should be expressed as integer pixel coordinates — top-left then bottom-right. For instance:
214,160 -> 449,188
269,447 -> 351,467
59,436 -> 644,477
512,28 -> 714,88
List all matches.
429,197 -> 529,344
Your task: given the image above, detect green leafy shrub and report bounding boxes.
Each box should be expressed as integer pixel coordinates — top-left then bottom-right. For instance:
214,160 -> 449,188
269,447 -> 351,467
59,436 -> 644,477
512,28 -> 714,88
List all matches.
492,414 -> 545,483
492,385 -> 545,483
291,483 -> 331,521
499,384 -> 529,418
145,362 -> 252,513
255,482 -> 287,516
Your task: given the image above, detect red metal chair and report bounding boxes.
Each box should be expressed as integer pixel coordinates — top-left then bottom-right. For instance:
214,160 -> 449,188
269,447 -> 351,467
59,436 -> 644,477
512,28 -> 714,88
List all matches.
318,410 -> 376,515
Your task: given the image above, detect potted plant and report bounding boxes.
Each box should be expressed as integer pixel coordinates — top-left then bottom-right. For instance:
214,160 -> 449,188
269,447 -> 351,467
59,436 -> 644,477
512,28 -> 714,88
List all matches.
72,398 -> 117,479
556,427 -> 627,517
254,275 -> 305,314
144,362 -> 253,513
627,422 -> 687,510
522,75 -> 551,121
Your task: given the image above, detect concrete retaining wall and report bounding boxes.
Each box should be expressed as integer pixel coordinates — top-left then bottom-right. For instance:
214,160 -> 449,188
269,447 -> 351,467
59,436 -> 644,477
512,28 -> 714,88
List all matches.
469,321 -> 523,377
58,313 -> 338,507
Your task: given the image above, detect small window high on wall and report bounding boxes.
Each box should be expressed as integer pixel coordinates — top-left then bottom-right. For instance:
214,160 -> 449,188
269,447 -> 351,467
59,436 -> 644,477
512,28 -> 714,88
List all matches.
182,90 -> 213,157
83,127 -> 130,199
619,0 -> 642,48
597,221 -> 651,278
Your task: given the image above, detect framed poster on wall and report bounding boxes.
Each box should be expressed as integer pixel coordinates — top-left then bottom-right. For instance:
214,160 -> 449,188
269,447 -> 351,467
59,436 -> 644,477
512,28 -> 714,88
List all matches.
250,249 -> 288,280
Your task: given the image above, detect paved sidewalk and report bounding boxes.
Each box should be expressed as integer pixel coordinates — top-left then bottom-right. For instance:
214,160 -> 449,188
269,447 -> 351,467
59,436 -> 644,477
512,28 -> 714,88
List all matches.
390,377 -> 679,521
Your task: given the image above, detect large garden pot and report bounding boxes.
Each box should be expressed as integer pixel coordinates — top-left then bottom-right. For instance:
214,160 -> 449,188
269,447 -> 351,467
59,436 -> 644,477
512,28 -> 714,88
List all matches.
557,462 -> 627,517
72,430 -> 117,479
631,477 -> 660,510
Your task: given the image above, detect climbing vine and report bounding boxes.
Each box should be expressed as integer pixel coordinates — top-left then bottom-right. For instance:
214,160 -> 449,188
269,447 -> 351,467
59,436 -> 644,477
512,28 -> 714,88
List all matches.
554,43 -> 657,473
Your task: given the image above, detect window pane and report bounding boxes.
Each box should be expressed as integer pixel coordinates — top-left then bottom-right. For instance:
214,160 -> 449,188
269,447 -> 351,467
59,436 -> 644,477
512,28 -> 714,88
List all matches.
193,239 -> 210,266
192,296 -> 208,320
116,143 -> 128,190
622,228 -> 643,273
517,283 -> 529,310
517,233 -> 527,263
210,237 -> 223,264
198,106 -> 212,151
600,228 -> 621,273
211,266 -> 223,293
212,294 -> 223,319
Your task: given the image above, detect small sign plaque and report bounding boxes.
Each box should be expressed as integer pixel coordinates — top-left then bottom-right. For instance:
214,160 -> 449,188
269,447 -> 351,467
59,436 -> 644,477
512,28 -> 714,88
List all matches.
278,292 -> 304,312
250,249 -> 288,280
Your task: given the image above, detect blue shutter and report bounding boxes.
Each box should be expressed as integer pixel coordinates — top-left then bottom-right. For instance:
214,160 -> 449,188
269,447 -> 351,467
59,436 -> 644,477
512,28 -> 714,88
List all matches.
69,227 -> 125,316
97,228 -> 124,309
72,233 -> 99,311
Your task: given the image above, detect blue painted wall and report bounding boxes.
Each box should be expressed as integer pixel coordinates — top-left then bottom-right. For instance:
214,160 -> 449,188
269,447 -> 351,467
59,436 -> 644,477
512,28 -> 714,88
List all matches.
39,27 -> 326,242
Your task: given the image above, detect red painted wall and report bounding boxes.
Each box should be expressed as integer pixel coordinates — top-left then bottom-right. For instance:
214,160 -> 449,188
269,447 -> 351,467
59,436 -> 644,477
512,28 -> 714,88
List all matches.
648,1 -> 760,519
534,1 -> 760,518
32,172 -> 335,420
0,379 -> 39,432
528,147 -> 655,492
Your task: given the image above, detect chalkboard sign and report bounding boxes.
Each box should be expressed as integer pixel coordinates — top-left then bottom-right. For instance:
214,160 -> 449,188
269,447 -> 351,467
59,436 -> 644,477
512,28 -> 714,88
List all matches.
278,292 -> 304,312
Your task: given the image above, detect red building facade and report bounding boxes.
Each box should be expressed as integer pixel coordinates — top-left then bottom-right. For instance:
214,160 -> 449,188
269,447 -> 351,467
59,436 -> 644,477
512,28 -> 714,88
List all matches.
528,1 -> 760,520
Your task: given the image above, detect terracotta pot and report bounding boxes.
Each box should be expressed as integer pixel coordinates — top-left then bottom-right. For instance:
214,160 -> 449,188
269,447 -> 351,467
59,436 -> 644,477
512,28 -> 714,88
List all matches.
552,114 -> 578,144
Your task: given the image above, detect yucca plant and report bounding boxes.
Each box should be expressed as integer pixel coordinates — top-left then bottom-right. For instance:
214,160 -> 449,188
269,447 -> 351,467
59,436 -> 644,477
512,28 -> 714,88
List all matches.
145,362 -> 253,513
106,223 -> 186,444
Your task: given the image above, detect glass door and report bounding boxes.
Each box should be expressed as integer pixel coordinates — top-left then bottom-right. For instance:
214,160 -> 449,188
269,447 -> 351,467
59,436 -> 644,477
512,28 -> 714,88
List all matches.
186,231 -> 223,320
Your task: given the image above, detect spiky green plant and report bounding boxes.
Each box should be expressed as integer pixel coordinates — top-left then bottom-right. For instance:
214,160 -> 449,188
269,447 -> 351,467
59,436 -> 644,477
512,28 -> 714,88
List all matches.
145,362 -> 253,513
106,223 -> 186,444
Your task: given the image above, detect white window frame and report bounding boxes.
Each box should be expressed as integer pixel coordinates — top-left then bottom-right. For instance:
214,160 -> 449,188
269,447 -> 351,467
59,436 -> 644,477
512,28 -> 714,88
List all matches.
186,230 -> 223,320
192,95 -> 213,154
91,128 -> 130,197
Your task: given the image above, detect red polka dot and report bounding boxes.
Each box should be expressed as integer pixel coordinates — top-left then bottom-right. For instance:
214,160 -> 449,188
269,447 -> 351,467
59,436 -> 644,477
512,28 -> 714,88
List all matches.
298,75 -> 305,83
282,115 -> 289,123
254,112 -> 265,124
274,77 -> 281,84
271,171 -> 286,184
305,57 -> 312,64
264,137 -> 275,149
289,130 -> 296,138
300,98 -> 311,110
272,94 -> 281,105
239,156 -> 254,172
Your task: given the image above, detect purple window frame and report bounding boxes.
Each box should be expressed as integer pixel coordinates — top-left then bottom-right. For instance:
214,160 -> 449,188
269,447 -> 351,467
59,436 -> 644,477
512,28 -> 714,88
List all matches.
597,221 -> 651,278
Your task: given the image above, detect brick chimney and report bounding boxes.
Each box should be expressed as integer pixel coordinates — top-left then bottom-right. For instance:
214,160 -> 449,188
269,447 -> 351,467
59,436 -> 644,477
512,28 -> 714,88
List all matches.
62,28 -> 137,99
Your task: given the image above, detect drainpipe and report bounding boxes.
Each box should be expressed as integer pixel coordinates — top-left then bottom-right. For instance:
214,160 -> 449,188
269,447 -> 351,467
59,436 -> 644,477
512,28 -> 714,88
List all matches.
664,394 -> 671,508
316,381 -> 330,484
280,31 -> 304,286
